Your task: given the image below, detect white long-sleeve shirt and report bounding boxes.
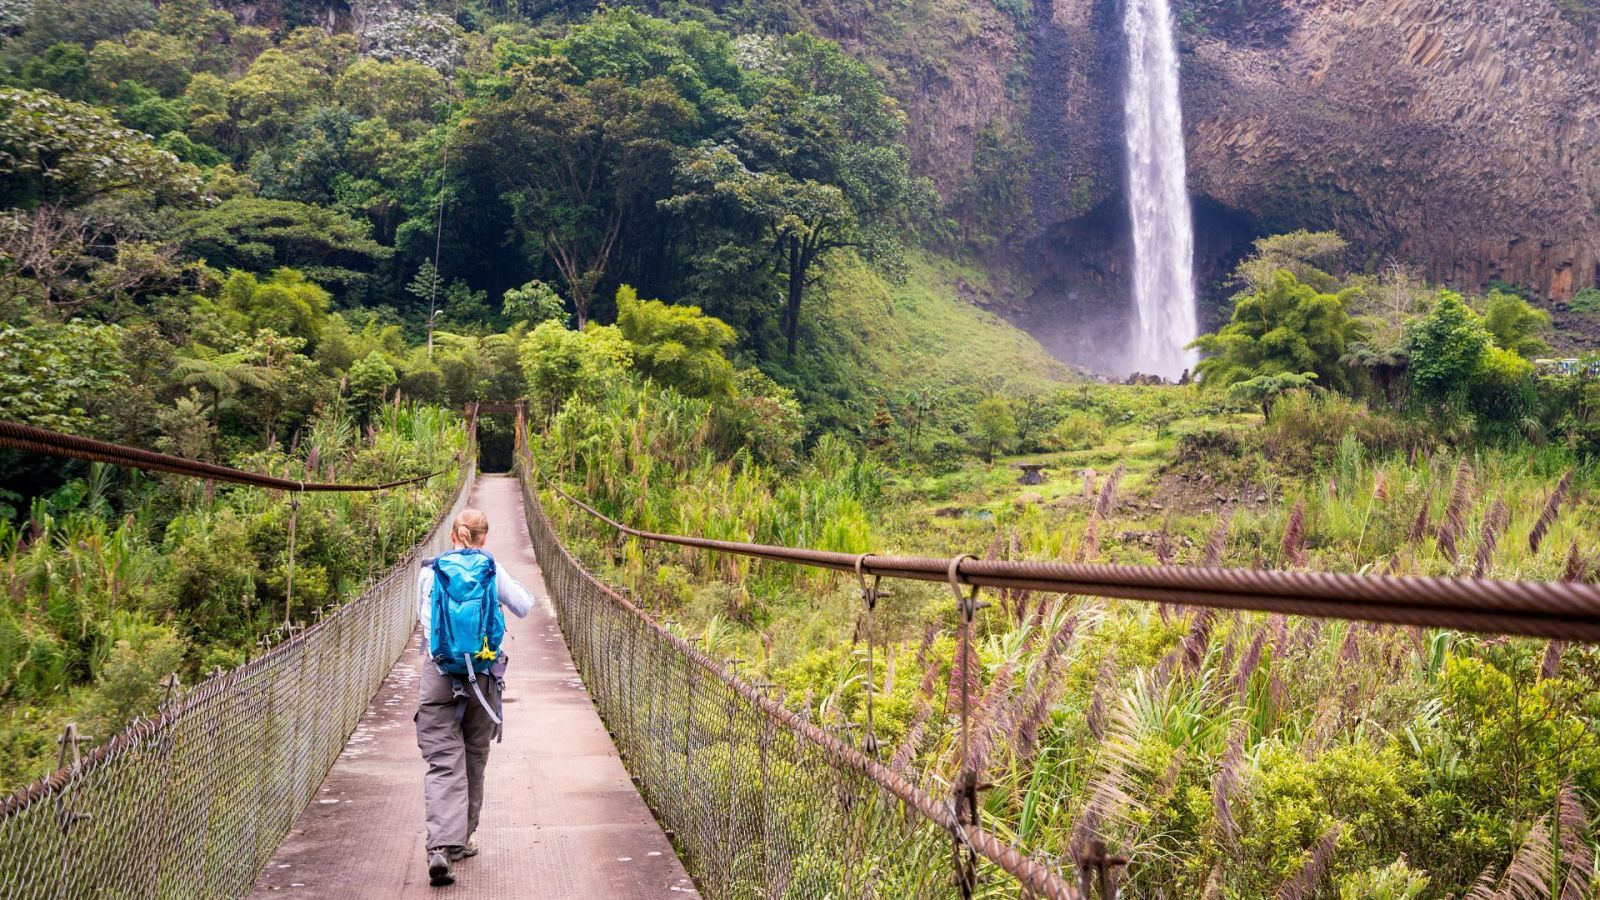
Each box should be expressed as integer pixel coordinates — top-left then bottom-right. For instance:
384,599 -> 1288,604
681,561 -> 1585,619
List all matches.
416,554 -> 533,652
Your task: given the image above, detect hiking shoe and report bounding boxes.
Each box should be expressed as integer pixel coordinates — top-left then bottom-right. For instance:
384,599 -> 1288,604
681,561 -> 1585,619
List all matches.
448,841 -> 478,861
427,849 -> 454,886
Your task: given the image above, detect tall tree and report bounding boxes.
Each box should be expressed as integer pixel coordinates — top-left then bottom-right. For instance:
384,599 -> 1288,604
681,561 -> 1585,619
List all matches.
455,59 -> 691,328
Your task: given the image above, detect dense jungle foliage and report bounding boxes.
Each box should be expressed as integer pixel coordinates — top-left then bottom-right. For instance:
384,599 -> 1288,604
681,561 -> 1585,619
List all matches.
6,2 -> 1600,899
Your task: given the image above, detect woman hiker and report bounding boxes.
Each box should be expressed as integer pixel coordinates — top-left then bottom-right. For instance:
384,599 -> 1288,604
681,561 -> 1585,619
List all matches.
415,508 -> 532,886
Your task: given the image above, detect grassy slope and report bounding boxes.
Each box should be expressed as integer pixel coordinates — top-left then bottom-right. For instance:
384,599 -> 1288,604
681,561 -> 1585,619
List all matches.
811,250 -> 1077,399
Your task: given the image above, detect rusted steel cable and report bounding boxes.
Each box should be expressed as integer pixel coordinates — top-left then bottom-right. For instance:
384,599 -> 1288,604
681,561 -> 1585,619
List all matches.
0,419 -> 447,492
543,481 -> 1600,642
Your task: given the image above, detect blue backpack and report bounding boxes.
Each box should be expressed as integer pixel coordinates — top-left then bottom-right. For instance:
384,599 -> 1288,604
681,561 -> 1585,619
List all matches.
428,549 -> 506,676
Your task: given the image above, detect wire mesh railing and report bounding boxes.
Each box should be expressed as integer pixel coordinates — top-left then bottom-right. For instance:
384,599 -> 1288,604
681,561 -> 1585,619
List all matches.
515,453 -> 1081,899
0,445 -> 473,900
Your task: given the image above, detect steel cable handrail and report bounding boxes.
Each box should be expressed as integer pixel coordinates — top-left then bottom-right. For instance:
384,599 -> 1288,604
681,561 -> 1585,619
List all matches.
543,481 -> 1600,642
0,419 -> 448,491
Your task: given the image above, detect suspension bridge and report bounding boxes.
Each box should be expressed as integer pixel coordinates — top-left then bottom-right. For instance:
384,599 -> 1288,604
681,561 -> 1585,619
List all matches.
2,410 -> 1599,899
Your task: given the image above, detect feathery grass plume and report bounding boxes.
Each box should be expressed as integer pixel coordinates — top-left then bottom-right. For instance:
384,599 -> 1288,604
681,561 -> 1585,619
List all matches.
1542,643 -> 1569,682
1268,668 -> 1289,723
889,626 -> 942,767
1217,621 -> 1239,679
1407,490 -> 1432,546
889,709 -> 930,773
1338,622 -> 1361,663
945,630 -> 982,717
984,530 -> 1004,561
1540,541 -> 1590,680
1373,472 -> 1389,504
1212,721 -> 1246,848
1013,588 -> 1035,629
1015,664 -> 1065,765
1233,620 -> 1271,698
1564,539 -> 1588,583
1529,469 -> 1575,554
1155,511 -> 1176,566
1202,514 -> 1232,567
1071,700 -> 1148,865
1080,515 -> 1101,562
1008,611 -> 1081,748
1096,463 -> 1126,519
1474,495 -> 1511,577
1068,793 -> 1107,867
1558,781 -> 1593,900
1437,457 -> 1475,564
890,625 -> 938,770
1280,498 -> 1307,568
1465,864 -> 1500,898
1081,468 -> 1097,501
967,659 -> 1017,774
1086,658 -> 1113,742
1274,821 -> 1343,900
1181,607 -> 1217,673
1270,614 -> 1290,655
912,621 -> 938,673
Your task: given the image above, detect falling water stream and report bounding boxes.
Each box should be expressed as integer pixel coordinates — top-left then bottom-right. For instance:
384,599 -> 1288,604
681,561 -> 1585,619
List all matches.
1122,0 -> 1198,380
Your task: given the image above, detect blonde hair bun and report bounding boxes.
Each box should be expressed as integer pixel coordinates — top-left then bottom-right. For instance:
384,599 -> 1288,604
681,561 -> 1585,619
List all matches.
452,509 -> 490,547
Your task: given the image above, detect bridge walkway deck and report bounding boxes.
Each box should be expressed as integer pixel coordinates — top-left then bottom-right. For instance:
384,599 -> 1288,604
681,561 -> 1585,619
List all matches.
250,474 -> 697,899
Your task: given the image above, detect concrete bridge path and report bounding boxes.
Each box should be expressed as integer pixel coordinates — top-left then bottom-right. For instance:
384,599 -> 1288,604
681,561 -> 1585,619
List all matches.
250,474 -> 698,898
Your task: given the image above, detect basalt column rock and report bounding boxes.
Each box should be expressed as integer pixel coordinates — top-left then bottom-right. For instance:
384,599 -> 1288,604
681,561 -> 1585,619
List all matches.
1182,0 -> 1600,301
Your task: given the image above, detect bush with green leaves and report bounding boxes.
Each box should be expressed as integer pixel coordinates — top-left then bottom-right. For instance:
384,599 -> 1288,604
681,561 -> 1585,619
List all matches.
615,285 -> 737,399
519,320 -> 633,416
218,267 -> 331,345
501,279 -> 567,327
1406,291 -> 1491,400
1191,271 -> 1363,392
346,350 -> 397,423
1481,290 -> 1550,359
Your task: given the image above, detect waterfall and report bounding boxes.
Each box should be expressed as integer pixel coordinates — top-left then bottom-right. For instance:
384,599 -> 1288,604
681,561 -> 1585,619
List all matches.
1121,0 -> 1198,380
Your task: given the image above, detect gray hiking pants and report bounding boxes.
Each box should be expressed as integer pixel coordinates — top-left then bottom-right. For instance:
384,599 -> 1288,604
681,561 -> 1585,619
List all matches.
415,665 -> 500,850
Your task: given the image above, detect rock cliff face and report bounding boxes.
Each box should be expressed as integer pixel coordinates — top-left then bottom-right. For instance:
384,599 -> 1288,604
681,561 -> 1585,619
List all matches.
820,0 -> 1600,365
1183,0 -> 1600,302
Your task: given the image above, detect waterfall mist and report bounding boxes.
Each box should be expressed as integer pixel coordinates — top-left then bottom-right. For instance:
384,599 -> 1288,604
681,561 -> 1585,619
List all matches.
1121,0 -> 1198,380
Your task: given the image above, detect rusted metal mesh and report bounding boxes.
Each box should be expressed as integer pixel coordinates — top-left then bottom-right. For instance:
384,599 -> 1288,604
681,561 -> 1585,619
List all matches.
517,462 -> 1080,899
0,462 -> 473,900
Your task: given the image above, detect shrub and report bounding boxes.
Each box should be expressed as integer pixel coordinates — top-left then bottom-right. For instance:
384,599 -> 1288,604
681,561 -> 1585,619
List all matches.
1406,291 -> 1490,400
1481,290 -> 1549,358
1232,742 -> 1425,897
520,320 -> 633,416
501,279 -> 567,326
615,285 -> 736,398
1262,390 -> 1418,469
1049,411 -> 1101,451
1191,270 -> 1363,392
1569,286 -> 1600,315
87,620 -> 186,735
1173,424 -> 1241,462
972,395 -> 1016,461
